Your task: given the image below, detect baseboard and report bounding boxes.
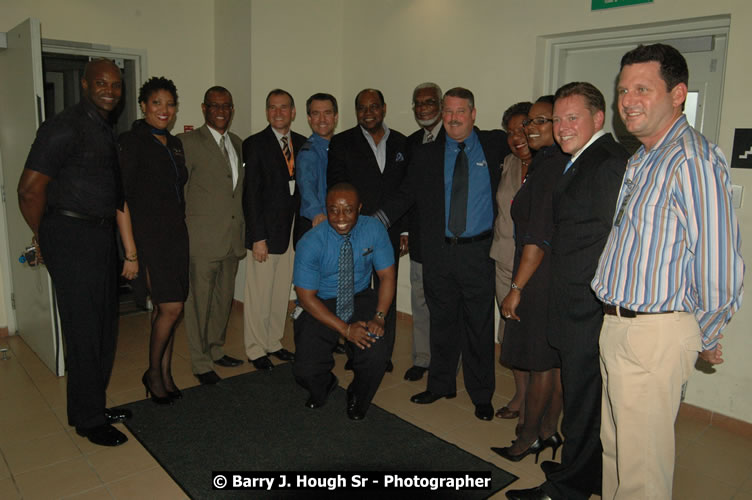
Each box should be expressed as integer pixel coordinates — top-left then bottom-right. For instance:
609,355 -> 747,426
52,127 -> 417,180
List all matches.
679,402 -> 752,438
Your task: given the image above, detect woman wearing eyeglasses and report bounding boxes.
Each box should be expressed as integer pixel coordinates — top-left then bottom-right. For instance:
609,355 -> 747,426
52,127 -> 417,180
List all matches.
492,96 -> 566,463
119,76 -> 188,405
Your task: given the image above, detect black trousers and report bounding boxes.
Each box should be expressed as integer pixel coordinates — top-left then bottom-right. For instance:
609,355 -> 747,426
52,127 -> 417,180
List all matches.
39,212 -> 118,430
372,230 -> 400,361
293,289 -> 390,409
542,299 -> 604,499
423,239 -> 495,405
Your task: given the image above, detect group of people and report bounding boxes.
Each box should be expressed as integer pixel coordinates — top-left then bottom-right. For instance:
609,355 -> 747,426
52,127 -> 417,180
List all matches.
17,42 -> 743,500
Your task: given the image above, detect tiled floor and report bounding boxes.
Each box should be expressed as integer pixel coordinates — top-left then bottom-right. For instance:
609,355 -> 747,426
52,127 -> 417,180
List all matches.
1,306 -> 751,499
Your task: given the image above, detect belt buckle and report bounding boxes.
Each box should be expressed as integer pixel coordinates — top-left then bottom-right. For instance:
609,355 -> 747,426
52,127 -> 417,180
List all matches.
448,237 -> 459,245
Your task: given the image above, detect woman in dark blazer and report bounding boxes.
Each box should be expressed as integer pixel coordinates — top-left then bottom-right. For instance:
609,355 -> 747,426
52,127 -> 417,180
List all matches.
119,77 -> 188,404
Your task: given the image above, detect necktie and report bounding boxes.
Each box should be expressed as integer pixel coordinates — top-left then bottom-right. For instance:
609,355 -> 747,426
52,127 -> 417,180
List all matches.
281,136 -> 294,178
219,135 -> 231,168
425,132 -> 434,143
448,142 -> 468,237
563,159 -> 574,174
336,234 -> 354,323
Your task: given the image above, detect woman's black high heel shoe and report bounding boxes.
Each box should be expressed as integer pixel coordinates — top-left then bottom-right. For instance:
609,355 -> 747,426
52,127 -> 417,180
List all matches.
167,388 -> 183,400
540,432 -> 563,461
491,438 -> 543,463
141,372 -> 173,405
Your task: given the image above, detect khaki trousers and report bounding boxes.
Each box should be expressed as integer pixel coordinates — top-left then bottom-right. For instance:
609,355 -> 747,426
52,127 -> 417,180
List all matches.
243,244 -> 294,360
599,311 -> 701,500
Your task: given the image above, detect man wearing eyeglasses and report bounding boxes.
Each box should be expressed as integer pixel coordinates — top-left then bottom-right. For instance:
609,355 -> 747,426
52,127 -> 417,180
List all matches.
327,89 -> 407,373
178,86 -> 246,385
401,82 -> 443,382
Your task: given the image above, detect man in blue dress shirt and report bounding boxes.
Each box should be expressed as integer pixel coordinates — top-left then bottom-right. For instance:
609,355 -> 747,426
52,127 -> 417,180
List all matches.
293,182 -> 396,420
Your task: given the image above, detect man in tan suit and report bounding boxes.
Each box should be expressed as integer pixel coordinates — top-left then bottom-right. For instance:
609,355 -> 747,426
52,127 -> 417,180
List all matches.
178,86 -> 246,385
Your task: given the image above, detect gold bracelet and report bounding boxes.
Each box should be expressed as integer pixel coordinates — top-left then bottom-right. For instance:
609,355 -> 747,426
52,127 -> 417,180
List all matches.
125,254 -> 138,262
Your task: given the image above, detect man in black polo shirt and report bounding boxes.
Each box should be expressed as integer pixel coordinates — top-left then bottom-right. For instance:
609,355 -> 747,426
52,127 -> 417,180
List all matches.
17,58 -> 133,447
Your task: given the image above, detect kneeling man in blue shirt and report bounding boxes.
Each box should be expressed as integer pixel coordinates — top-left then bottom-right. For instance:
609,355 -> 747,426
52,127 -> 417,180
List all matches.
293,182 -> 396,420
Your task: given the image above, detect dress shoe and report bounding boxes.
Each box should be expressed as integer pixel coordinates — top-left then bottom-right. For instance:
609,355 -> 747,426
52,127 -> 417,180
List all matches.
410,390 -> 456,404
346,391 -> 366,420
495,405 -> 520,419
492,438 -> 543,463
214,355 -> 244,367
251,355 -> 274,371
269,348 -> 295,362
505,486 -> 552,500
539,460 -> 560,476
142,372 -> 173,405
540,432 -> 563,461
333,342 -> 346,354
404,365 -> 427,381
305,375 -> 339,409
385,360 -> 393,372
168,388 -> 183,400
475,403 -> 494,421
76,424 -> 128,447
104,407 -> 132,424
196,371 -> 221,385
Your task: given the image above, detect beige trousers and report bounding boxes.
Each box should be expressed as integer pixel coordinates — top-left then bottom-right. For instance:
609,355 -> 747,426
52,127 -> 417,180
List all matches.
243,244 -> 294,360
599,311 -> 701,500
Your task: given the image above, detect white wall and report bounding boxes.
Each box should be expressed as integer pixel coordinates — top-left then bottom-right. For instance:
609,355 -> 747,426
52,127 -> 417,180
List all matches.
1,0 -> 750,423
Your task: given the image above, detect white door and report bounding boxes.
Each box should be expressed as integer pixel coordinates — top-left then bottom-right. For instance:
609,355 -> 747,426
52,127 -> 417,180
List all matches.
0,18 -> 64,375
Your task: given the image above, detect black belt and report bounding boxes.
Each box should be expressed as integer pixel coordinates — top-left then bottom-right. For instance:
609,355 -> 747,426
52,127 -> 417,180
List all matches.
50,208 -> 114,225
602,304 -> 673,318
445,230 -> 492,245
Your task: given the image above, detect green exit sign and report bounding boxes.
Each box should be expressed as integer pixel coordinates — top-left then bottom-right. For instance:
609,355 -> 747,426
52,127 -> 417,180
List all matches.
592,0 -> 653,10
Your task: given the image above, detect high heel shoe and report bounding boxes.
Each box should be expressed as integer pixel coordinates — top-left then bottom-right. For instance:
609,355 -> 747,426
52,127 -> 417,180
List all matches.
141,373 -> 173,405
491,438 -> 543,463
540,432 -> 563,461
167,388 -> 183,400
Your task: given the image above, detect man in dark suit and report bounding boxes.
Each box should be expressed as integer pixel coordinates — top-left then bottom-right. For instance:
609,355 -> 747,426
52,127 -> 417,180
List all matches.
377,87 -> 509,421
327,88 -> 407,372
505,82 -> 628,500
178,86 -> 246,385
402,82 -> 443,382
242,89 -> 305,371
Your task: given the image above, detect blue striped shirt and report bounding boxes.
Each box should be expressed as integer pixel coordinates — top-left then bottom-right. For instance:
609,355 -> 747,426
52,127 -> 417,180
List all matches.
591,115 -> 744,349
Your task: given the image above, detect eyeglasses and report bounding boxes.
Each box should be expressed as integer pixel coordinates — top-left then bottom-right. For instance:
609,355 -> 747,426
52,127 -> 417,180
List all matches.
413,99 -> 439,109
205,103 -> 234,111
522,117 -> 553,127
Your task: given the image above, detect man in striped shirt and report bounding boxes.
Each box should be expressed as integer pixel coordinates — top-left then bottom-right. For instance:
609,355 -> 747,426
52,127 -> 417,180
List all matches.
591,44 -> 744,499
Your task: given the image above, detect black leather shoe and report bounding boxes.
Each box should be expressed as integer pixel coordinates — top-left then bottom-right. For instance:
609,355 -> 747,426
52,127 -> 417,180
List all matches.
104,407 -> 132,424
404,365 -> 428,381
505,486 -> 552,500
305,375 -> 339,409
214,355 -> 244,367
410,390 -> 456,404
385,360 -> 393,372
333,342 -> 346,354
346,391 -> 366,420
251,356 -> 274,371
76,424 -> 128,447
475,403 -> 494,421
196,371 -> 221,385
269,348 -> 295,361
540,460 -> 560,476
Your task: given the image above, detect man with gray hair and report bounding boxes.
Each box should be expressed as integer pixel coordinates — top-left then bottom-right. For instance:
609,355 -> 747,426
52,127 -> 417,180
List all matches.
402,82 -> 442,381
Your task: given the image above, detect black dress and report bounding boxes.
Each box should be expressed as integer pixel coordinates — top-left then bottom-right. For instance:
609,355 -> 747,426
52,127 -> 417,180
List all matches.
119,120 -> 189,304
500,144 -> 567,371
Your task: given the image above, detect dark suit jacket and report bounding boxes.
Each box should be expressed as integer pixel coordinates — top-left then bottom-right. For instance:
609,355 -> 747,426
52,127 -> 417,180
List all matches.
383,127 -> 510,271
404,128 -> 427,263
327,125 -> 408,239
242,125 -> 306,254
548,132 -> 628,349
179,125 -> 245,260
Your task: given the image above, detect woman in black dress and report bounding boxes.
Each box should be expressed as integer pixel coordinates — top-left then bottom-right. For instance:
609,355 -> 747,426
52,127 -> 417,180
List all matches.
119,77 -> 188,404
492,96 -> 565,462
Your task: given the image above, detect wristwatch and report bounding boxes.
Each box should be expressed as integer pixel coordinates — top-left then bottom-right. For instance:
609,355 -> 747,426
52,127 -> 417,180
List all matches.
375,311 -> 385,320
511,282 -> 523,291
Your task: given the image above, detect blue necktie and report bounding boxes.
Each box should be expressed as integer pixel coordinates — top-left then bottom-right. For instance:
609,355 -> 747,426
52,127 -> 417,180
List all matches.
336,234 -> 354,322
563,159 -> 574,174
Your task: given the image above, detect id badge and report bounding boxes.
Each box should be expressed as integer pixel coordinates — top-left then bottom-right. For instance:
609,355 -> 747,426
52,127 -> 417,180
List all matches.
614,179 -> 634,226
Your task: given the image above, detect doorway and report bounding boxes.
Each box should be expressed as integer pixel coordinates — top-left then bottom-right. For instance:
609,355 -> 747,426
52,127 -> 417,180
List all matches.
537,15 -> 729,154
